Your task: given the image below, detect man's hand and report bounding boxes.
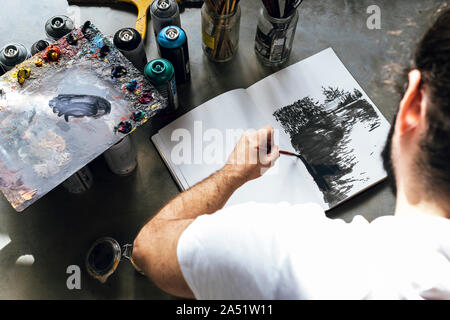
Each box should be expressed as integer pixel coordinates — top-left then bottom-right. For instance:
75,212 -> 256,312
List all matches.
225,125 -> 280,183
133,125 -> 280,298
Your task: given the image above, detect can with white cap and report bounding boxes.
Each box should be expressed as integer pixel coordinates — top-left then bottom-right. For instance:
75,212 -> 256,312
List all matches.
103,135 -> 138,176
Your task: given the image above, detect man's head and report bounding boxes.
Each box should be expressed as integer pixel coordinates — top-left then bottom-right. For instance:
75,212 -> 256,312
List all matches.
382,9 -> 450,209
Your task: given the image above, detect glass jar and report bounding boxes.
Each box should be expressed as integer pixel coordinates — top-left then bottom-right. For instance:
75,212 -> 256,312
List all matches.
254,7 -> 299,67
201,3 -> 241,62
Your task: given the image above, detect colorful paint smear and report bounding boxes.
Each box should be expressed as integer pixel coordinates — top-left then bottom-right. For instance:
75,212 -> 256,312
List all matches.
0,23 -> 167,212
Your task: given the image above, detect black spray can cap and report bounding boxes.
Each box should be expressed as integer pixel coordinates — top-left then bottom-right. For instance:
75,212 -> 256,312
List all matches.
30,40 -> 49,55
151,0 -> 179,18
113,28 -> 142,51
45,15 -> 75,40
0,43 -> 30,70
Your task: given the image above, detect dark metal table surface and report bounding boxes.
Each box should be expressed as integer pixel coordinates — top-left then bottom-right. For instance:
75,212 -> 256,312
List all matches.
0,0 -> 447,299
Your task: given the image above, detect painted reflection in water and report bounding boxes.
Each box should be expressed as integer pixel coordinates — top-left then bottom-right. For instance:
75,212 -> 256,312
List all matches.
273,87 -> 381,207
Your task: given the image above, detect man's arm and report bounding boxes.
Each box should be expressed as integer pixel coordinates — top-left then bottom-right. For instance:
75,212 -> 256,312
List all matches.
132,126 -> 280,298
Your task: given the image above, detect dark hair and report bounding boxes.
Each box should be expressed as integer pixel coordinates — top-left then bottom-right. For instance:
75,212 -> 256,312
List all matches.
382,9 -> 450,197
415,8 -> 450,194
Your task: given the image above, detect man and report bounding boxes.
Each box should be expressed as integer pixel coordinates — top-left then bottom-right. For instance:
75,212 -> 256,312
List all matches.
132,10 -> 450,299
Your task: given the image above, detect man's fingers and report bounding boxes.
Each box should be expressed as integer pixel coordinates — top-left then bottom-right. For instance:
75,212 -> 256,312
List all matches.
259,144 -> 280,166
257,125 -> 274,151
266,145 -> 280,164
262,125 -> 274,143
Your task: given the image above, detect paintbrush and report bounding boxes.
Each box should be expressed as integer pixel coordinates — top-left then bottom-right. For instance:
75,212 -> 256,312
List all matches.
283,0 -> 303,18
67,0 -> 154,40
257,146 -> 302,159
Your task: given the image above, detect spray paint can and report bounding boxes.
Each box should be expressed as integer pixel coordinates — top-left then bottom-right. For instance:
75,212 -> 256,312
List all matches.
113,28 -> 148,72
45,15 -> 75,41
30,40 -> 50,55
103,135 -> 137,176
150,0 -> 181,39
0,43 -> 31,72
61,166 -> 94,194
145,58 -> 179,113
157,26 -> 190,84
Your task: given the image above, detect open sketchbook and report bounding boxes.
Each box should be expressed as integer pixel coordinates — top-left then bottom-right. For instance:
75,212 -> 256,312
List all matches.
152,48 -> 390,211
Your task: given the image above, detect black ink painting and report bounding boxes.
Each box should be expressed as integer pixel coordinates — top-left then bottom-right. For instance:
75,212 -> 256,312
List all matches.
273,86 -> 382,207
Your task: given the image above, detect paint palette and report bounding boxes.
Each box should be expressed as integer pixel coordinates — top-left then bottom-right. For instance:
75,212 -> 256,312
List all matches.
0,22 -> 167,212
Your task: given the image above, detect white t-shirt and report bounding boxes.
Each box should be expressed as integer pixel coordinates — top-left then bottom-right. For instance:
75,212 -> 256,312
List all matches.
177,202 -> 450,300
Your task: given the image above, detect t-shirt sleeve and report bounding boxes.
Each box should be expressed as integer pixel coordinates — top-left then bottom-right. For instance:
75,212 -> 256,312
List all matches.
177,202 -> 372,300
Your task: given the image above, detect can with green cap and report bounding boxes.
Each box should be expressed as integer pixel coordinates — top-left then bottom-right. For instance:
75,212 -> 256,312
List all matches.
144,58 -> 179,113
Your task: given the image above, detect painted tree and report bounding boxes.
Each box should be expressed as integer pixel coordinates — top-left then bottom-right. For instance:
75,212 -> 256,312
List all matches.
322,86 -> 345,103
273,86 -> 381,207
273,96 -> 324,136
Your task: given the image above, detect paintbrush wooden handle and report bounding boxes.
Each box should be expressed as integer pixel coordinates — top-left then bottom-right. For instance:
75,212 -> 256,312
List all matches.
257,146 -> 300,157
68,0 -> 121,4
67,0 -> 153,40
68,0 -> 122,4
279,150 -> 298,157
135,5 -> 149,41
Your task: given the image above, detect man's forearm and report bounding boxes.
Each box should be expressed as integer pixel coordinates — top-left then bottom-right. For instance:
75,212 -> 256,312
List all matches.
132,126 -> 279,297
152,164 -> 246,222
132,165 -> 246,297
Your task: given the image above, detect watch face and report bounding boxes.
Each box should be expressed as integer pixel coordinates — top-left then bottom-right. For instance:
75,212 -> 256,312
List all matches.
85,238 -> 144,283
86,237 -> 121,283
88,241 -> 116,274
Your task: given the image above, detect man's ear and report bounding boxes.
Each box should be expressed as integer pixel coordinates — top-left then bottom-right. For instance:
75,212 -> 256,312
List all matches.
396,69 -> 423,134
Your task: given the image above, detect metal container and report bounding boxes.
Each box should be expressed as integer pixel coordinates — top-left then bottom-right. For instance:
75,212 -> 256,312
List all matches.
255,7 -> 299,66
30,40 -> 50,55
157,26 -> 190,84
0,43 -> 31,71
113,28 -> 148,72
103,135 -> 137,176
150,0 -> 181,40
201,3 -> 241,62
45,15 -> 75,40
61,166 -> 94,194
144,58 -> 179,113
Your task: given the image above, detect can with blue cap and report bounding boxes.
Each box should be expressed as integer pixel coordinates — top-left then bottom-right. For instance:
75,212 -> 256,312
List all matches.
157,26 -> 190,84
